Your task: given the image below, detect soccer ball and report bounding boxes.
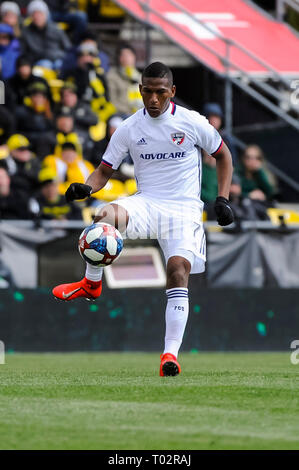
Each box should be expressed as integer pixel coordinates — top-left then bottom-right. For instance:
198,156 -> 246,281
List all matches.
78,222 -> 123,266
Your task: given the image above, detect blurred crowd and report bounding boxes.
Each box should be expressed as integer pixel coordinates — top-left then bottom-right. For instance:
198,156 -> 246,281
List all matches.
201,103 -> 278,223
0,0 -> 278,223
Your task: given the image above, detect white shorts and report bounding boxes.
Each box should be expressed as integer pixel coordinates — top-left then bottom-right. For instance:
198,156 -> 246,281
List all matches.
111,193 -> 206,274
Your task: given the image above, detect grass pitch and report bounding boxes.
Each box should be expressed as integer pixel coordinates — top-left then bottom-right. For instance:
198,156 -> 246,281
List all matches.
0,352 -> 298,450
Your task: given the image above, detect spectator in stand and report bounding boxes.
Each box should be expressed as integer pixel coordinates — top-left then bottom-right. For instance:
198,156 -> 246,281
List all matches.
90,114 -> 124,166
35,167 -> 82,220
58,82 -> 98,130
0,166 -> 32,219
0,23 -> 20,79
42,141 -> 94,195
236,144 -> 276,201
61,30 -> 110,75
7,55 -> 52,110
16,80 -> 54,156
201,151 -> 218,203
2,133 -> 40,194
202,103 -> 238,165
229,173 -> 271,222
107,44 -> 143,116
62,42 -> 115,123
200,150 -> 218,220
21,0 -> 71,69
0,1 -> 22,37
39,108 -> 85,158
44,0 -> 87,45
56,82 -> 98,158
0,106 -> 15,146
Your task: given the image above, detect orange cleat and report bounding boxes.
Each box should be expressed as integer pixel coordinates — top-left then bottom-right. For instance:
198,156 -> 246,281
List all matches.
52,277 -> 102,301
160,353 -> 181,377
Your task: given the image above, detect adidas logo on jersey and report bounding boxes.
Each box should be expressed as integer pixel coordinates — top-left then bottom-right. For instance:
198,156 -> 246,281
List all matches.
137,137 -> 147,145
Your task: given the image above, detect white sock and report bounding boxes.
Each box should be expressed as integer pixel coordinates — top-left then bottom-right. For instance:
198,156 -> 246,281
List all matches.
85,263 -> 103,282
163,288 -> 189,358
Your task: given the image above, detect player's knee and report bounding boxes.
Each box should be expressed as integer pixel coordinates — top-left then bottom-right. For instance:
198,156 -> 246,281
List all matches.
167,258 -> 190,287
167,270 -> 186,287
94,204 -> 128,232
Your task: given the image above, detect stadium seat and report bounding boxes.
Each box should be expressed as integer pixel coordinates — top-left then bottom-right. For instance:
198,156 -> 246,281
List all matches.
124,178 -> 137,195
78,0 -> 88,11
32,66 -> 64,102
98,0 -> 126,18
33,66 -> 57,82
89,121 -> 107,141
82,205 -> 101,224
0,147 -> 9,160
23,17 -> 32,26
93,179 -> 126,201
267,208 -> 299,225
57,22 -> 69,31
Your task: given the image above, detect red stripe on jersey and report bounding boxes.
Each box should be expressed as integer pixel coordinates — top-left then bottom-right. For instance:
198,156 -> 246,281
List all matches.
101,160 -> 113,168
211,140 -> 223,156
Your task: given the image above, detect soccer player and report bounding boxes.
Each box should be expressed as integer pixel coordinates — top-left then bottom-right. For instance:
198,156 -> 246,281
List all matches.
53,62 -> 234,376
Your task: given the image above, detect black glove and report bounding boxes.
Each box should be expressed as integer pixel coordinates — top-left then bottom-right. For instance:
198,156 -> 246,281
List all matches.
214,196 -> 234,226
65,183 -> 92,202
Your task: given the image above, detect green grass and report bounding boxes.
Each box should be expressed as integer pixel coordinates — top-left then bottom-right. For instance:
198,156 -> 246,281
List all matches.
0,352 -> 298,450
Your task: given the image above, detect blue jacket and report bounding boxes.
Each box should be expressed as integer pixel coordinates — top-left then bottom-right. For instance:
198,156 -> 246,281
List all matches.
0,24 -> 20,80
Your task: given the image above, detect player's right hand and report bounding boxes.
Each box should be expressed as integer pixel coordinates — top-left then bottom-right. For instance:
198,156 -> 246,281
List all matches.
65,183 -> 92,202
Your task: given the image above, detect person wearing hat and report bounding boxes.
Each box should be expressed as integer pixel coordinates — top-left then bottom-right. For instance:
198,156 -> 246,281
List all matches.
202,102 -> 238,165
0,106 -> 15,146
42,141 -> 94,196
43,0 -> 87,45
7,54 -> 52,108
0,1 -> 22,37
25,80 -> 53,115
55,82 -> 98,157
15,81 -> 54,155
62,42 -> 115,123
35,166 -> 83,220
2,133 -> 41,195
0,22 -> 20,79
39,107 -> 87,158
59,82 -> 98,129
21,0 -> 71,69
0,165 -> 32,219
60,30 -> 110,76
107,43 -> 143,116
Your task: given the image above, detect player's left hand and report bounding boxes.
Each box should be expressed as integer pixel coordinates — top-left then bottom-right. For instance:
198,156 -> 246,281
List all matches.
214,196 -> 234,226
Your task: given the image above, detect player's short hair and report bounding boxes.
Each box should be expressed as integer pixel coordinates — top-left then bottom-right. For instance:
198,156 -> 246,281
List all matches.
142,62 -> 173,86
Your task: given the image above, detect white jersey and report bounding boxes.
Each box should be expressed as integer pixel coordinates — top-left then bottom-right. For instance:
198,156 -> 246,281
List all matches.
102,102 -> 222,205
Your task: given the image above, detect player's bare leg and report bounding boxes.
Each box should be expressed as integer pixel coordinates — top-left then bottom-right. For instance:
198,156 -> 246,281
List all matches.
160,256 -> 191,376
93,203 -> 129,232
52,204 -> 129,301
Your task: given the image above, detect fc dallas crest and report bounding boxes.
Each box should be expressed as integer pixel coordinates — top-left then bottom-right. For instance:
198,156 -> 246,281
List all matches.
171,132 -> 185,145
